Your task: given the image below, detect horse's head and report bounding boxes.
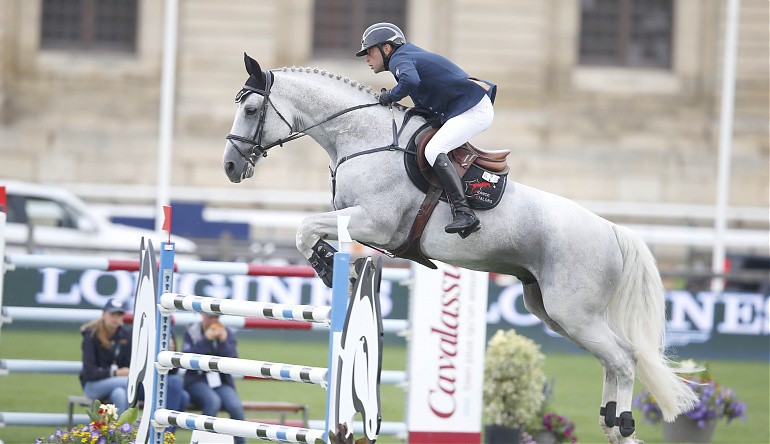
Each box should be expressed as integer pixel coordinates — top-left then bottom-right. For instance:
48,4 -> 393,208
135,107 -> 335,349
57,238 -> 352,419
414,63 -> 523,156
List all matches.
223,53 -> 293,183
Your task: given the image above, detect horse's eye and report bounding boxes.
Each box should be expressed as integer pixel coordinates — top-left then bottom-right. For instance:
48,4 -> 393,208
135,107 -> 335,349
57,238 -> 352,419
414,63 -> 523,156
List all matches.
245,107 -> 257,116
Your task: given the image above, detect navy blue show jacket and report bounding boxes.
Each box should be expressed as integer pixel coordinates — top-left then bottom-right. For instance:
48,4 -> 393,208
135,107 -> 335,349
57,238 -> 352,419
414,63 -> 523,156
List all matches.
181,323 -> 239,388
387,43 -> 496,123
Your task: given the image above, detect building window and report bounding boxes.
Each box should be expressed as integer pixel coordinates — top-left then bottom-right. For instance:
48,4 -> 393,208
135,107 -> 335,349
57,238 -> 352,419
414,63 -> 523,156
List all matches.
40,0 -> 138,52
579,0 -> 673,68
313,0 -> 407,56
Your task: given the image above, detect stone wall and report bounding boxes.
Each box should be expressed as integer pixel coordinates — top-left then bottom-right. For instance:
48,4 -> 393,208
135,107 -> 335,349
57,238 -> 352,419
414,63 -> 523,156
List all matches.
0,0 -> 766,209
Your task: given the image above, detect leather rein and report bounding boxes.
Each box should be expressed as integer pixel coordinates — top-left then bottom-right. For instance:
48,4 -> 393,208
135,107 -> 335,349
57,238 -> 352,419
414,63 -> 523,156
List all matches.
225,73 -> 389,168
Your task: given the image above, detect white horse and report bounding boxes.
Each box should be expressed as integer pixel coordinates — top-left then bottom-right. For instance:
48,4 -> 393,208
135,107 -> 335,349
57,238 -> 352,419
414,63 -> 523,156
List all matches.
222,54 -> 697,443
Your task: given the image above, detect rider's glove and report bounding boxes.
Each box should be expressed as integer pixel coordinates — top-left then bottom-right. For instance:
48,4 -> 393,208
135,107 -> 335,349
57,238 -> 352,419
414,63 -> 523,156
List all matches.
378,90 -> 394,106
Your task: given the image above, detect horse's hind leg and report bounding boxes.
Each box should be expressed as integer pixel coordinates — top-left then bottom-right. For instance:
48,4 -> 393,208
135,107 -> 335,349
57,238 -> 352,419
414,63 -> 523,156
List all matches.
539,282 -> 640,444
522,281 -> 571,340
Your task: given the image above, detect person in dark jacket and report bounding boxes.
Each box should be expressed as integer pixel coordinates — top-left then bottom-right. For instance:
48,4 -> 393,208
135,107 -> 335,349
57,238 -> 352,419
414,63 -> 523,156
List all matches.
79,298 -> 189,417
183,312 -> 245,444
79,298 -> 134,412
357,22 -> 497,236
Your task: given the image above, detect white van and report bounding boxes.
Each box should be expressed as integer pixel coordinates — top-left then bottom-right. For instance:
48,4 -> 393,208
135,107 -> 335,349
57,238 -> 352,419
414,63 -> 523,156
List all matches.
1,180 -> 197,257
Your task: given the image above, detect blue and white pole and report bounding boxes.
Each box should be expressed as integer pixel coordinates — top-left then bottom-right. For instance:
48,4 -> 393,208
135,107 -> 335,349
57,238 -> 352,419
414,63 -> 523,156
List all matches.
150,241 -> 175,443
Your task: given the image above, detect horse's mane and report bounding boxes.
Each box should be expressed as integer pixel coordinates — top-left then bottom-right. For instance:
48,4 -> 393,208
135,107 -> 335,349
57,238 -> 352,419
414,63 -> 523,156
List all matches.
273,66 -> 409,112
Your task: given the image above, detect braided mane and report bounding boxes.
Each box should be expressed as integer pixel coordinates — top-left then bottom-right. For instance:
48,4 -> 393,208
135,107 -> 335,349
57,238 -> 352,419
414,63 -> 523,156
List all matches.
274,66 -> 408,111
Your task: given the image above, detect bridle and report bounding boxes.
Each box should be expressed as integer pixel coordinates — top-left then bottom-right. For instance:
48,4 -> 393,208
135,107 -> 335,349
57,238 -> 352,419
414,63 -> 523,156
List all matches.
225,71 -> 380,168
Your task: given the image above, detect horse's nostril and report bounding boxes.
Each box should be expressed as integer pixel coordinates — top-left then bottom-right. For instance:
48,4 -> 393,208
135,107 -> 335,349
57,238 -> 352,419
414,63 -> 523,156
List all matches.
225,162 -> 235,175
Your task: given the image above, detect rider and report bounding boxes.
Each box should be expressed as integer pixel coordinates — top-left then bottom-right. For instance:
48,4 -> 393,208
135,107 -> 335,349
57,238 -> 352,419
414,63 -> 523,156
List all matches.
357,22 -> 496,236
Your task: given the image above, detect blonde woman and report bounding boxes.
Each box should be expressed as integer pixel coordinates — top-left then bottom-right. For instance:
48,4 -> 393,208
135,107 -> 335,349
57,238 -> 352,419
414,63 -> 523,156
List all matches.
79,298 -> 132,412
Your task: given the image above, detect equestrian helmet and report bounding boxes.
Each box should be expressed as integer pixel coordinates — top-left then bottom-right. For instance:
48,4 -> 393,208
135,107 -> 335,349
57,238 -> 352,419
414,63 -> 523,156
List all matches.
356,22 -> 405,57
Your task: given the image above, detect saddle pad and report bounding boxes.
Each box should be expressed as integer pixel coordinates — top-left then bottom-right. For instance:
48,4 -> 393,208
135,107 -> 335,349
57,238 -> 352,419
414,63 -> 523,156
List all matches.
403,140 -> 508,211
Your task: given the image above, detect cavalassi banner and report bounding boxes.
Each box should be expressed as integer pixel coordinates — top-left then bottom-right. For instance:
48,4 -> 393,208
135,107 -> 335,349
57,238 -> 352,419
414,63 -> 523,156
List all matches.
2,265 -> 767,360
406,263 -> 488,444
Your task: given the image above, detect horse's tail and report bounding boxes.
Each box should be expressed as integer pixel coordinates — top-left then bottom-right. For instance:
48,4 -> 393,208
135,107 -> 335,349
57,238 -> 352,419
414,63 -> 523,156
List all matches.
609,224 -> 698,421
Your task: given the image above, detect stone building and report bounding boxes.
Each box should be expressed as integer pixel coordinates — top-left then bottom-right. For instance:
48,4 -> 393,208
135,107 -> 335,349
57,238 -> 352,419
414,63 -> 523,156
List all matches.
0,1 -> 767,245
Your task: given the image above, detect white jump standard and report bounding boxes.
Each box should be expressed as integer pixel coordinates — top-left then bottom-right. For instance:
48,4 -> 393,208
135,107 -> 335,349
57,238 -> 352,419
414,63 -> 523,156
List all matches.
129,239 -> 384,444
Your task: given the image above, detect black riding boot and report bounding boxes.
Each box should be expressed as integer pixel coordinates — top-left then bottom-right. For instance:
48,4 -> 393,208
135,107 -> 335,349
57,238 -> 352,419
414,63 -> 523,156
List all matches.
433,153 -> 480,235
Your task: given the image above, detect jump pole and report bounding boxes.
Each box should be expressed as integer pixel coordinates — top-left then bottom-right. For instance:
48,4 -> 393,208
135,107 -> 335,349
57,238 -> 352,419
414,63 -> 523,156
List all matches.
0,186 -> 7,340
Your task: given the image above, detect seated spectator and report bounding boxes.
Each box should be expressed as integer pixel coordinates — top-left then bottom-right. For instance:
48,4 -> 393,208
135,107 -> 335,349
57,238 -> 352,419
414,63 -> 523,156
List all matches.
183,312 -> 245,444
79,298 -> 189,419
79,298 -> 133,413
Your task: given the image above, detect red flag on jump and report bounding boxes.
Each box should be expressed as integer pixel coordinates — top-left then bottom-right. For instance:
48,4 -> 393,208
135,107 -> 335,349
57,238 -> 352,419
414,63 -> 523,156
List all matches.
162,206 -> 172,243
0,186 -> 6,213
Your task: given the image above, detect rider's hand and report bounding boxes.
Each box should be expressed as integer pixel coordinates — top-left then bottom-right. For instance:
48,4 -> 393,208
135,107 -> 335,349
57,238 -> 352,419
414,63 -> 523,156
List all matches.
378,90 -> 393,106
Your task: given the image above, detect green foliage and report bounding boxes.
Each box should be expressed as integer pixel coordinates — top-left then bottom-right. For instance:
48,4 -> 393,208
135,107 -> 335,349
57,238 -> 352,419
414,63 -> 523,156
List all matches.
483,329 -> 546,429
117,406 -> 138,425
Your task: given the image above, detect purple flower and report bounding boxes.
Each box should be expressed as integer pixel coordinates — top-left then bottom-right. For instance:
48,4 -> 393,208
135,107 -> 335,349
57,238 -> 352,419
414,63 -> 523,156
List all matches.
97,437 -> 107,444
91,430 -> 101,439
47,436 -> 55,443
55,429 -> 63,437
121,422 -> 132,433
35,439 -> 43,444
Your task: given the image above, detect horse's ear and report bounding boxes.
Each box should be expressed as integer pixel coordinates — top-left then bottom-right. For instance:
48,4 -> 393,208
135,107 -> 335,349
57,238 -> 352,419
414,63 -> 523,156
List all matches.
244,53 -> 262,76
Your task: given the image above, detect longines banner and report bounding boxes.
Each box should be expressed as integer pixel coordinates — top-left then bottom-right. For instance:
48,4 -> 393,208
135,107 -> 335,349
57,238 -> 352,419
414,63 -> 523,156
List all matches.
2,266 -> 768,360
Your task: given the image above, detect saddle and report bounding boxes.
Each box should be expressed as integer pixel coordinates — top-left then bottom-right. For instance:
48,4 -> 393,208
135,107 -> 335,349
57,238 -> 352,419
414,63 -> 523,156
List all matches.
416,128 -> 510,186
391,126 -> 511,268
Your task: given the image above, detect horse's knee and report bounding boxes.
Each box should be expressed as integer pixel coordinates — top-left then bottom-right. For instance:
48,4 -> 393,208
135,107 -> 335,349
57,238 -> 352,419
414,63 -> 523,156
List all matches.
296,223 -> 317,256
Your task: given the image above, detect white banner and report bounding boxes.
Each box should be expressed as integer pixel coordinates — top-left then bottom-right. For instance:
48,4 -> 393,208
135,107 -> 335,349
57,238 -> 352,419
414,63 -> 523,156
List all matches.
406,263 -> 488,443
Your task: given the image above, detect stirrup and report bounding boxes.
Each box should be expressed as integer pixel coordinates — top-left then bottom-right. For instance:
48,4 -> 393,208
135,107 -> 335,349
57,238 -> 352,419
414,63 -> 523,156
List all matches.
458,222 -> 481,238
445,211 -> 479,235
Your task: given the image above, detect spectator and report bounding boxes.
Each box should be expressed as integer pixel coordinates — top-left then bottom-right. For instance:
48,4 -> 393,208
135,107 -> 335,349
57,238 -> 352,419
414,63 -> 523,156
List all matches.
183,312 -> 245,444
79,298 -> 189,418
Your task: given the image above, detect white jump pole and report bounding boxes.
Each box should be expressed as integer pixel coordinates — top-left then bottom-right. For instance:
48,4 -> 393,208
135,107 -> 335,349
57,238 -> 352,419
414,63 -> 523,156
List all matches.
0,186 -> 7,341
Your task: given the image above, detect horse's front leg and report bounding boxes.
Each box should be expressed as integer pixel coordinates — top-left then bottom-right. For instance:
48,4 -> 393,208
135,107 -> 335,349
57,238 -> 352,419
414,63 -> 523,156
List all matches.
296,206 -> 383,287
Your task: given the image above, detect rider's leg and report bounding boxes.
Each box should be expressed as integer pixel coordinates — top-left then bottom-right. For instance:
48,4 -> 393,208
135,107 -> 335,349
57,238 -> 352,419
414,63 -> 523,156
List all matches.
433,153 -> 480,234
425,95 -> 493,234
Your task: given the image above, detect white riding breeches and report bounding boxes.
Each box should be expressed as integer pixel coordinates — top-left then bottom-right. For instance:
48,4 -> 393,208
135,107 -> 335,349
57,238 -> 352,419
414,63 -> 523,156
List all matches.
424,94 -> 494,166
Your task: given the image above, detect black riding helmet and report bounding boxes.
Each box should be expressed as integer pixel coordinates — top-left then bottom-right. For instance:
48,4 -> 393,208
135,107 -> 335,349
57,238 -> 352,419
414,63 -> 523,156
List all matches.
355,22 -> 405,70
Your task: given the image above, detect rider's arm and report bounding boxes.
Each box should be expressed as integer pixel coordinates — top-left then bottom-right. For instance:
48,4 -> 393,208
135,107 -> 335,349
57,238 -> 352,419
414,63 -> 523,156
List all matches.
389,59 -> 420,101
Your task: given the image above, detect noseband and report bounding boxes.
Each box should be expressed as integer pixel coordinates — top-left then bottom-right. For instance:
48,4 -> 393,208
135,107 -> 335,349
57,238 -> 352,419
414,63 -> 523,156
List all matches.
226,72 -> 380,167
